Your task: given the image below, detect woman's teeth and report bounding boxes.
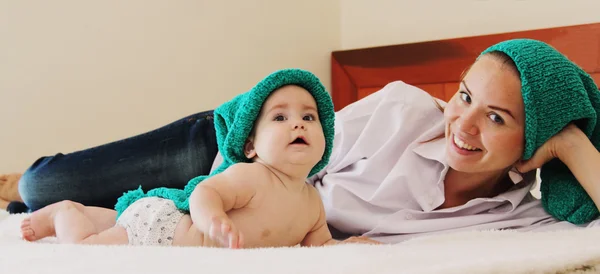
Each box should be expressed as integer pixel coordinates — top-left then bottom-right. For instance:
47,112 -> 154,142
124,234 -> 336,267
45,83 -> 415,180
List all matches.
453,135 -> 479,151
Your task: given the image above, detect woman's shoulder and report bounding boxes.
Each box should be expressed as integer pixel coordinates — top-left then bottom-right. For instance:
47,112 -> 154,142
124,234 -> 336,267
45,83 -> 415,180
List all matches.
382,81 -> 446,110
336,81 -> 445,121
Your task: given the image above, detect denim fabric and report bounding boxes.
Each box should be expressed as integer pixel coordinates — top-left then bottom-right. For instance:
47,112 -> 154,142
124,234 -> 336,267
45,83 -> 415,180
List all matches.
18,110 -> 218,211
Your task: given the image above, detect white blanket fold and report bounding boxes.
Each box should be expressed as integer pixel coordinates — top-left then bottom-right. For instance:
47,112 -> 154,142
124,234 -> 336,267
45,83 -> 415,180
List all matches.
2,211 -> 599,274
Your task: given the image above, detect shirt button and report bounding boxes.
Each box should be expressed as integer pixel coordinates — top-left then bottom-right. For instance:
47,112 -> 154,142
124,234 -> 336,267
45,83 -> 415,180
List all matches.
405,213 -> 413,220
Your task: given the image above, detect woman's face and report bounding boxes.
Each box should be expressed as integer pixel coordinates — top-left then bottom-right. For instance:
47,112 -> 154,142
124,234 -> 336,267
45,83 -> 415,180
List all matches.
443,55 -> 525,174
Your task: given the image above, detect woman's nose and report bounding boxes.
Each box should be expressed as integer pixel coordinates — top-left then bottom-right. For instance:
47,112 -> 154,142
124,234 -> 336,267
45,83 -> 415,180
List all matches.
456,112 -> 479,136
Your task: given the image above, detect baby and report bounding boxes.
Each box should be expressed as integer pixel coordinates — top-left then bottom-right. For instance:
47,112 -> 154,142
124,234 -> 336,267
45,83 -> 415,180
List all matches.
20,69 -> 337,248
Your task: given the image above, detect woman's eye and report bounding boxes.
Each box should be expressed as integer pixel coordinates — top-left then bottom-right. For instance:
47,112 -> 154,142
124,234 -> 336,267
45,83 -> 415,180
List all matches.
303,114 -> 315,121
459,91 -> 471,104
274,115 -> 286,121
489,113 -> 505,125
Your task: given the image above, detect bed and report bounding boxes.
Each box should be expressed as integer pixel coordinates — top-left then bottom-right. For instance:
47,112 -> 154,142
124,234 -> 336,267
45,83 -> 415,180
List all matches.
2,210 -> 600,274
3,23 -> 600,274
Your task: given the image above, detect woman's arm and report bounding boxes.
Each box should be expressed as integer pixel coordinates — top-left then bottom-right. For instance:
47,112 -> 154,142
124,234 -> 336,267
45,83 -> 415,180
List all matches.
554,127 -> 600,210
342,236 -> 383,245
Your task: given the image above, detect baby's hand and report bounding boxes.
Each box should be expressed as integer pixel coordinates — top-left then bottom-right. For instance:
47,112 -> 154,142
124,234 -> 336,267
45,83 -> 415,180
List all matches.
208,216 -> 244,249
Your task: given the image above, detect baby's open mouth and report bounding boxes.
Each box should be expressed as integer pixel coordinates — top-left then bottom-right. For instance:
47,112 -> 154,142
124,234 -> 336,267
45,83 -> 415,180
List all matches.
291,137 -> 308,145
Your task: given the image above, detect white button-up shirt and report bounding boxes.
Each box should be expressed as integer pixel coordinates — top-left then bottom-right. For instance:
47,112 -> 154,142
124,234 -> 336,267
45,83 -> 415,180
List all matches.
211,81 -> 600,244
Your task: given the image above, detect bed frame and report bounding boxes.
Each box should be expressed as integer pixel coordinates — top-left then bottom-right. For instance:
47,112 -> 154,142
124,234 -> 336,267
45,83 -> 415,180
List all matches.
331,23 -> 600,111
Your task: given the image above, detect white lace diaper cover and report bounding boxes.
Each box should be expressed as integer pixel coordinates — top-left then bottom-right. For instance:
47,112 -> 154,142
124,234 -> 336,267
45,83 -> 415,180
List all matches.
116,197 -> 185,246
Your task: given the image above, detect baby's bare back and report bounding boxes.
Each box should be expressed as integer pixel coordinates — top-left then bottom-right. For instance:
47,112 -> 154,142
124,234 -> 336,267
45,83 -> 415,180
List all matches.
173,174 -> 322,248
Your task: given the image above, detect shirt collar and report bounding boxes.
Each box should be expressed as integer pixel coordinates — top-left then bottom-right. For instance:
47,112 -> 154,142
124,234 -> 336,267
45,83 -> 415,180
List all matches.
411,120 -> 447,164
492,169 -> 536,213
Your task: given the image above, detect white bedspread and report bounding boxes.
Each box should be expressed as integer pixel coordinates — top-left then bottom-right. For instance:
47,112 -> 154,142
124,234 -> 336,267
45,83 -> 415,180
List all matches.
1,210 -> 600,274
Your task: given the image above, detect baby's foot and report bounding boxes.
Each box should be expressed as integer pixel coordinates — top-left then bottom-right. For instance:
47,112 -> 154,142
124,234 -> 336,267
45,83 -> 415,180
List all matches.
20,217 -> 37,241
20,202 -> 60,241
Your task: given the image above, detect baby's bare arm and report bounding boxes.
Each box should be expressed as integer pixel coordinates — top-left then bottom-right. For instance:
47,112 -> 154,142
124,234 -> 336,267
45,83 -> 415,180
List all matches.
189,163 -> 269,234
300,194 -> 336,247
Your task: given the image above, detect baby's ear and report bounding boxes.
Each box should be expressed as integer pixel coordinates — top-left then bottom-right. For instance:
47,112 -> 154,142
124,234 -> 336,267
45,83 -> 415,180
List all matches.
244,138 -> 257,159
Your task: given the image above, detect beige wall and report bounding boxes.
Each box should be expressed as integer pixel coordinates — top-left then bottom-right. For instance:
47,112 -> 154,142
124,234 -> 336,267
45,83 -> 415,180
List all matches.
2,0 -> 599,177
0,1 -> 340,173
341,0 -> 600,49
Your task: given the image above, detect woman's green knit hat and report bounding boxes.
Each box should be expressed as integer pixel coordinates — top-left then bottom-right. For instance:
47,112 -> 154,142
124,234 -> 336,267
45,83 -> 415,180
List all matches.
480,39 -> 600,224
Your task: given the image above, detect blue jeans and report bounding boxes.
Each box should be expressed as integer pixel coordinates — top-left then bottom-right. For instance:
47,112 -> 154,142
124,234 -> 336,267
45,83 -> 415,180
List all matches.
18,110 -> 218,211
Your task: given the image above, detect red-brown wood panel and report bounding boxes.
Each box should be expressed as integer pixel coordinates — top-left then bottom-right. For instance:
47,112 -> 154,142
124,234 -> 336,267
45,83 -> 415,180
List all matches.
331,57 -> 357,111
331,23 -> 600,110
357,87 -> 384,100
414,84 -> 445,100
592,73 -> 600,87
443,82 -> 460,102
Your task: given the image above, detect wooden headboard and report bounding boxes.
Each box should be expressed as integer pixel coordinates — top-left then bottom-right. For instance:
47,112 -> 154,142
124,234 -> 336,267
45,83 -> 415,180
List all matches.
331,23 -> 600,111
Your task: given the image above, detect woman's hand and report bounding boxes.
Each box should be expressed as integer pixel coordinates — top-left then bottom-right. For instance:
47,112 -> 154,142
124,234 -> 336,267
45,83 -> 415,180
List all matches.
516,123 -> 600,214
516,124 -> 589,173
342,236 -> 383,245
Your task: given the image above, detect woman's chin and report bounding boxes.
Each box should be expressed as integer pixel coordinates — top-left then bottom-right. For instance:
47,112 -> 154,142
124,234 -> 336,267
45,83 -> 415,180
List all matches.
445,151 -> 480,173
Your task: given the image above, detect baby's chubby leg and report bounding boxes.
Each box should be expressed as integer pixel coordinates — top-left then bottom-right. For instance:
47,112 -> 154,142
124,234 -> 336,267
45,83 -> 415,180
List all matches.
21,200 -> 126,244
72,226 -> 129,245
52,202 -> 128,244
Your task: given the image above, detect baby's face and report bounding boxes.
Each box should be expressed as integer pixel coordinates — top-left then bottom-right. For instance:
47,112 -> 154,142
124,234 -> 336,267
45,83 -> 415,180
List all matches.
248,85 -> 326,175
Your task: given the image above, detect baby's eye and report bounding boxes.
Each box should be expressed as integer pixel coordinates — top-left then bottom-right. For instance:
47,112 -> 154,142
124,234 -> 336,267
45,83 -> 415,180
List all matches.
303,114 -> 315,121
489,113 -> 505,125
274,115 -> 286,121
459,91 -> 471,104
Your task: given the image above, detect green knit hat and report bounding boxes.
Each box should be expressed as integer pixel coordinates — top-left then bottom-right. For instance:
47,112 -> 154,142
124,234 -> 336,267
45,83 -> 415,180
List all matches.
115,68 -> 335,216
211,68 -> 335,177
480,39 -> 600,224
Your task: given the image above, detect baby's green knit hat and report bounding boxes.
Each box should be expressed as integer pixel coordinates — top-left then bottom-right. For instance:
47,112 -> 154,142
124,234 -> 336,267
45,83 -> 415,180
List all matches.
480,39 -> 600,224
114,68 -> 335,216
211,68 -> 335,177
